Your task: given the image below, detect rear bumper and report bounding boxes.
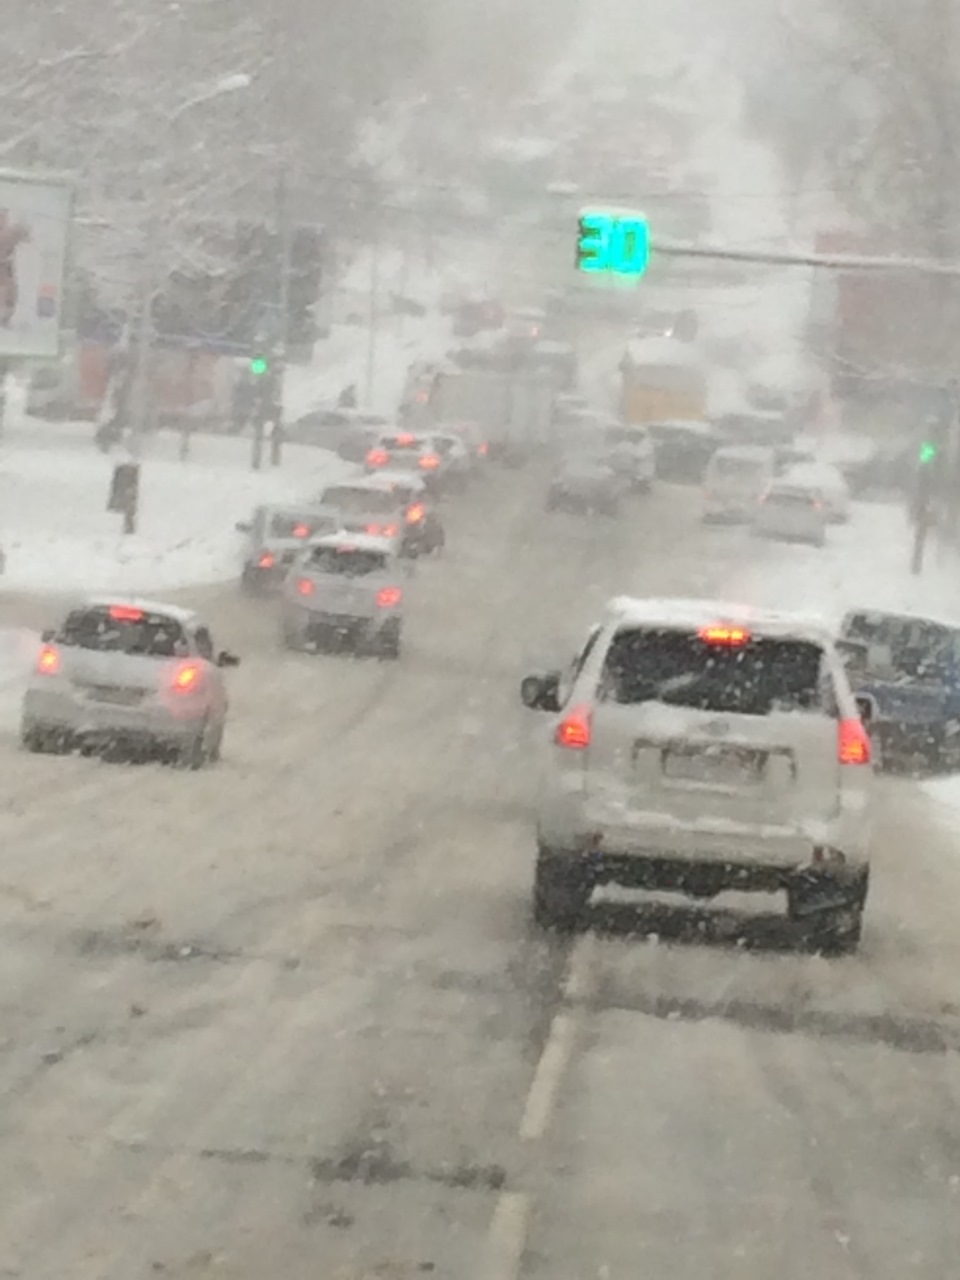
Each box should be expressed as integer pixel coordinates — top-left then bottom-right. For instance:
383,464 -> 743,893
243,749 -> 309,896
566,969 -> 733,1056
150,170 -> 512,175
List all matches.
22,688 -> 203,743
285,606 -> 399,642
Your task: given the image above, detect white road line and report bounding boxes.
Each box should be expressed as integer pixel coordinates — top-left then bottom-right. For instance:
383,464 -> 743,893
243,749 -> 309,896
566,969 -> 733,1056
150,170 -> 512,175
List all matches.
520,935 -> 594,1143
478,1191 -> 531,1280
519,1011 -> 578,1142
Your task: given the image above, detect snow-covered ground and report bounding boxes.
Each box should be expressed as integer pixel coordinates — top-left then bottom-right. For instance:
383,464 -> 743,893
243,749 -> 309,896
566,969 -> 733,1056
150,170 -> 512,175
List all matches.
0,419 -> 354,596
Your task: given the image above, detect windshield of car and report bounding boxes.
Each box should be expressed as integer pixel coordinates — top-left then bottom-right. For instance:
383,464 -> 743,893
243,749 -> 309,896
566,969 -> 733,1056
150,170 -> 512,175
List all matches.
599,627 -> 827,715
306,547 -> 389,576
58,607 -> 189,657
320,488 -> 399,516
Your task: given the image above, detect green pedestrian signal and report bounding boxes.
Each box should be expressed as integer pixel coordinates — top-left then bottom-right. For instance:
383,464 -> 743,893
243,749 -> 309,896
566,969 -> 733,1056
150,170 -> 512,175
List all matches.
576,207 -> 650,278
250,355 -> 269,376
919,441 -> 939,464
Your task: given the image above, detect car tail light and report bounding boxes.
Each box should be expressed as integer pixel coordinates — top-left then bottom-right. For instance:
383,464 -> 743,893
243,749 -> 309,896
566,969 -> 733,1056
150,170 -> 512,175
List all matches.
477,441 -> 489,456
555,704 -> 592,749
396,432 -> 416,446
419,454 -> 440,470
171,662 -> 202,694
292,523 -> 310,538
36,644 -> 61,675
384,523 -> 399,538
109,604 -> 144,621
838,717 -> 871,765
366,448 -> 389,467
699,625 -> 751,646
406,503 -> 425,524
258,551 -> 276,569
365,523 -> 383,536
297,578 -> 315,596
377,586 -> 403,608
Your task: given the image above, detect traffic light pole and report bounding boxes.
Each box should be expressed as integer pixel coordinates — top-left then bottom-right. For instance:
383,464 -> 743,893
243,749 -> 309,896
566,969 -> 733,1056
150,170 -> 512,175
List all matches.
270,166 -> 290,467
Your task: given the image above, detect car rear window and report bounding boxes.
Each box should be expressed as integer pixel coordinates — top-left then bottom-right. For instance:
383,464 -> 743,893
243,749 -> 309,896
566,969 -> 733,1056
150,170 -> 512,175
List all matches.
59,607 -> 189,657
599,627 -> 828,715
321,488 -> 398,516
307,547 -> 388,576
767,488 -> 817,509
269,512 -> 332,538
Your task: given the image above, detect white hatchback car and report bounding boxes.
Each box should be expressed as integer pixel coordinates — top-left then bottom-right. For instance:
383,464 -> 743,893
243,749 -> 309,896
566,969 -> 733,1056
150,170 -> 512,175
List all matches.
21,598 -> 240,767
754,478 -> 828,546
781,461 -> 851,522
280,532 -> 406,658
520,598 -> 873,950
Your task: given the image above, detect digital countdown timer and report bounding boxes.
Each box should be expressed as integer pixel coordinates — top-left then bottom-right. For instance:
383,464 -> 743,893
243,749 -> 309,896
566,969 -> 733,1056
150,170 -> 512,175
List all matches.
575,208 -> 650,278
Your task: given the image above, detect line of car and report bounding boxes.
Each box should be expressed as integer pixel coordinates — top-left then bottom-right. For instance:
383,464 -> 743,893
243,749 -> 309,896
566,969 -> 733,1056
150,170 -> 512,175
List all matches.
18,422 -> 487,770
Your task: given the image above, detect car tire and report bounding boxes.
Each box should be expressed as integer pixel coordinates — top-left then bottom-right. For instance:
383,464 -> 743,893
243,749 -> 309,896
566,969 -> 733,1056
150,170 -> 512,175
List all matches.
377,621 -> 402,660
813,906 -> 864,955
21,722 -> 68,754
175,721 -> 210,771
533,849 -> 590,931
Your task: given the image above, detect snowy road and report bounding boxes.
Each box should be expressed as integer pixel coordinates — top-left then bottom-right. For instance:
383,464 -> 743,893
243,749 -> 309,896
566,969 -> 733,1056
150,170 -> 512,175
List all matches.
1,469 -> 960,1278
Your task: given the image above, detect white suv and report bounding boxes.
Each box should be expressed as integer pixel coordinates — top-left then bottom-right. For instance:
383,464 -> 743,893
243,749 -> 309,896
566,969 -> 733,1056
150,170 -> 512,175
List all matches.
519,598 -> 874,951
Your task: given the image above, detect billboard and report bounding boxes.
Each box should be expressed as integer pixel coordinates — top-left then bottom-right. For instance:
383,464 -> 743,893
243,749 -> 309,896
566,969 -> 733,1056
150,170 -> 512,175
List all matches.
0,169 -> 72,359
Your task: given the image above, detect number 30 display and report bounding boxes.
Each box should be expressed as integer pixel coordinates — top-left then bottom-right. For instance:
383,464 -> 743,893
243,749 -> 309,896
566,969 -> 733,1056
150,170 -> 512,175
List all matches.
576,209 -> 650,278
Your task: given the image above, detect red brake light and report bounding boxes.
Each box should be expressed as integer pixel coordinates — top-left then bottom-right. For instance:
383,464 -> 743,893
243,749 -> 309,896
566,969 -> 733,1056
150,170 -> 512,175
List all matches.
406,503 -> 425,524
366,448 -> 389,467
365,523 -> 382,536
171,662 -> 202,694
377,586 -> 403,608
384,524 -> 399,538
477,442 -> 489,457
838,716 -> 871,765
699,625 -> 751,647
37,644 -> 61,675
555,704 -> 592,749
292,523 -> 310,538
109,604 -> 144,622
297,577 -> 315,596
396,432 -> 416,446
258,551 -> 276,568
419,454 -> 440,470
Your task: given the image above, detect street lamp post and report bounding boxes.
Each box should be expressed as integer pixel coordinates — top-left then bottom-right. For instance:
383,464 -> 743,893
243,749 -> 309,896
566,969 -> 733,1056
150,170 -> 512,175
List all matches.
121,73 -> 252,531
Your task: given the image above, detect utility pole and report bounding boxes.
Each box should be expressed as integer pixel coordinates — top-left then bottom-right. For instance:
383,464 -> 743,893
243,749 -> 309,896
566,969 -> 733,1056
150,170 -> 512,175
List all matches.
365,221 -> 380,409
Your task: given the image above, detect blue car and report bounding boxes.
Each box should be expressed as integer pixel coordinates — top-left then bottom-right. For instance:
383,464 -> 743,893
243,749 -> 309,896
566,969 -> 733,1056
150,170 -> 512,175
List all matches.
837,608 -> 960,770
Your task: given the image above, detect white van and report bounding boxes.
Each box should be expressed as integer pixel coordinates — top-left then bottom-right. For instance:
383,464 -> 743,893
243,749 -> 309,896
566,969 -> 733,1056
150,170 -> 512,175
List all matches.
703,445 -> 775,523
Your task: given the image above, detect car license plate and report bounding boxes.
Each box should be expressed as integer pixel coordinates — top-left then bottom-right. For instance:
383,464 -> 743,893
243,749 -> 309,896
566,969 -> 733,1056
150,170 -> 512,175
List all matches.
661,745 -> 766,785
87,685 -> 143,706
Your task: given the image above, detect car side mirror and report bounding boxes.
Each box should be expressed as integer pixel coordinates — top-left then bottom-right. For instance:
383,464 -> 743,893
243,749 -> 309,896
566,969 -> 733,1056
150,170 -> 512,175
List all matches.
217,650 -> 240,668
235,521 -> 251,534
854,695 -> 874,725
520,670 -> 561,712
40,628 -> 55,643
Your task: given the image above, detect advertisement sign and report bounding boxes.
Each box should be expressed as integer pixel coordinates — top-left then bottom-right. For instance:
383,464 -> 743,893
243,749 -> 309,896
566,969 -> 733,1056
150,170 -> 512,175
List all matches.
0,169 -> 72,359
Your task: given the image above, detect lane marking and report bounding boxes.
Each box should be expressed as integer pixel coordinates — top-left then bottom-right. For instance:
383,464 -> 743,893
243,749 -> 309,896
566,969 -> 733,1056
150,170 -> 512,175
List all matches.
519,1012 -> 577,1142
479,1191 -> 530,1280
519,935 -> 595,1143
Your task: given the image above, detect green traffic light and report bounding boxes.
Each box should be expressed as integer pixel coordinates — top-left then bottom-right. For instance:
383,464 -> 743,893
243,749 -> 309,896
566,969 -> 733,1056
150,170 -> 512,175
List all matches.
250,356 -> 268,376
919,441 -> 938,464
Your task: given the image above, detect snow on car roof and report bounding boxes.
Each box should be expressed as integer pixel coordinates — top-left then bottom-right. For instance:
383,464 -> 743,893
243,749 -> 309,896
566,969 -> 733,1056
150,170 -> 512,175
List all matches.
321,476 -> 398,493
604,596 -> 834,643
83,596 -> 197,625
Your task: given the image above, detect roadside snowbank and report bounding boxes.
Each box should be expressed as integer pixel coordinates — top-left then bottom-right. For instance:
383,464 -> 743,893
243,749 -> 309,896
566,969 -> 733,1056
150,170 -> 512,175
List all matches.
0,421 -> 354,596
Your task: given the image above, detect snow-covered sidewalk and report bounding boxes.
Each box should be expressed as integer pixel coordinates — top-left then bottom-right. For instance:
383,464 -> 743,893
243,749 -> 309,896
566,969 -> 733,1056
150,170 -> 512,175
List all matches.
0,419 -> 354,596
